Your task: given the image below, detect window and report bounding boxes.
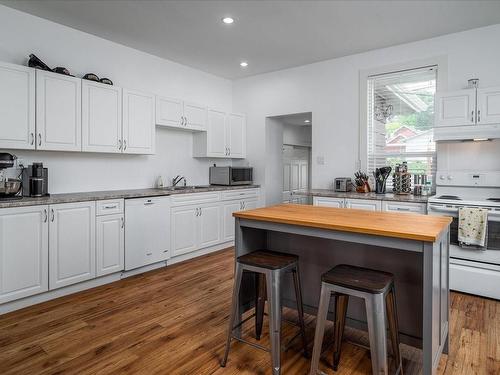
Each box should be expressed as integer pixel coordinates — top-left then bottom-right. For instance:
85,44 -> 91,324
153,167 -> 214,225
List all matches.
366,66 -> 437,185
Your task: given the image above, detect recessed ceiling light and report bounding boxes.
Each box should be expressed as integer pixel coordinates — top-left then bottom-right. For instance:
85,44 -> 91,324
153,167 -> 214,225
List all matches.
240,61 -> 248,67
222,17 -> 234,24
304,120 -> 310,123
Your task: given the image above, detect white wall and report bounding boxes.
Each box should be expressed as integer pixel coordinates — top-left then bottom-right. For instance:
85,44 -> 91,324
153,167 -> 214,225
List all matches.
233,23 -> 500,193
0,5 -> 232,193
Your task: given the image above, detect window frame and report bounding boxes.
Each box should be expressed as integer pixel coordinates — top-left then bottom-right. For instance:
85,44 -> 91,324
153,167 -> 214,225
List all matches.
358,56 -> 448,172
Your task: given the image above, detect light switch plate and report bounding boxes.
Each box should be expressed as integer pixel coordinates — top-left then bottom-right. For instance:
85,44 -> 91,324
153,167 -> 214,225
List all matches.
316,156 -> 325,165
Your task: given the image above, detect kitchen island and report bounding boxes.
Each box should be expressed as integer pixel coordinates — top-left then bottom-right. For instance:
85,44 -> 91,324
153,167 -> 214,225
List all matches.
233,204 -> 452,375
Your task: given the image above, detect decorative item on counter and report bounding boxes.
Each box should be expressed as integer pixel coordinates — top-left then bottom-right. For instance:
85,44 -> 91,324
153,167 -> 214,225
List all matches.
27,53 -> 74,76
373,166 -> 391,194
392,162 -> 412,195
354,170 -> 370,193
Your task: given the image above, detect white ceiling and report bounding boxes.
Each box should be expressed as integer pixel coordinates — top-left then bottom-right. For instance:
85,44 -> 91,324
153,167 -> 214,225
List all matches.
3,0 -> 500,79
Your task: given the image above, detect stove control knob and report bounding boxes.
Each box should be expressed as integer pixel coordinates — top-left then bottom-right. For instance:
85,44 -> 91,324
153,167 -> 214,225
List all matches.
439,175 -> 445,180
447,175 -> 453,180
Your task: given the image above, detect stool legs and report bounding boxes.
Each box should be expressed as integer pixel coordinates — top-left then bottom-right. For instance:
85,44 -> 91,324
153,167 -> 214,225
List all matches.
386,285 -> 403,375
332,293 -> 349,370
266,269 -> 282,375
309,282 -> 331,375
292,264 -> 309,357
365,293 -> 388,375
255,273 -> 266,340
221,263 -> 243,367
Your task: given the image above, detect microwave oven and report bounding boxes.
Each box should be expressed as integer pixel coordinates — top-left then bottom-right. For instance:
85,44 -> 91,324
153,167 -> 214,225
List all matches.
209,166 -> 253,186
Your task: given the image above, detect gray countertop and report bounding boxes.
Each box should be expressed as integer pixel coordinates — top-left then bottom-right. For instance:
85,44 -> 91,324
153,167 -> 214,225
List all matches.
0,185 -> 261,209
295,189 -> 431,203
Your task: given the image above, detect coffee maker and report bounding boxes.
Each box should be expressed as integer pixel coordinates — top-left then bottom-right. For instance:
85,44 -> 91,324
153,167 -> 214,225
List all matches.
22,162 -> 49,197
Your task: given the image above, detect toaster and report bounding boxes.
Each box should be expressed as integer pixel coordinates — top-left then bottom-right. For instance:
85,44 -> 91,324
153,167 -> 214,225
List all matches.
334,177 -> 352,192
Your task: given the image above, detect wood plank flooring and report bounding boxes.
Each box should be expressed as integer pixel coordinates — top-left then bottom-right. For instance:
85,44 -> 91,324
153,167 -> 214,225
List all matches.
1,248 -> 499,374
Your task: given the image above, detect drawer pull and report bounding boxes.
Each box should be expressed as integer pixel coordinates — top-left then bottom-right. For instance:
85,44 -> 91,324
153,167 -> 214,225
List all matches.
146,252 -> 152,256
144,200 -> 154,206
104,204 -> 118,209
396,207 -> 410,211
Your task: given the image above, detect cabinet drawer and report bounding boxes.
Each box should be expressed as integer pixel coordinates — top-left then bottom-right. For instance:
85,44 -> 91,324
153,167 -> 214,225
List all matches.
97,199 -> 124,216
382,201 -> 426,214
221,188 -> 259,201
171,192 -> 220,206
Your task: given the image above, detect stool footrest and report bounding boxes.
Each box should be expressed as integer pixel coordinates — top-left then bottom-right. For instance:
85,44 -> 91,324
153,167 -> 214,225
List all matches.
231,336 -> 271,353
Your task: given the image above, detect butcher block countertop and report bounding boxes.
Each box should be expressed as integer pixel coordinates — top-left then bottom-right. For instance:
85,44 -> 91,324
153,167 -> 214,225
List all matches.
233,204 -> 452,242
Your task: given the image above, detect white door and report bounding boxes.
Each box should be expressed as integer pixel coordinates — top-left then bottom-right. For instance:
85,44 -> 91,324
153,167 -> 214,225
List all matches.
96,214 -> 124,277
282,162 -> 291,202
435,89 -> 476,127
0,205 -> 48,304
0,63 -> 36,150
198,204 -> 222,248
171,206 -> 198,257
156,96 -> 183,128
122,89 -> 155,154
207,109 -> 227,157
228,113 -> 246,158
124,197 -> 170,270
82,81 -> 122,153
222,201 -> 241,241
345,198 -> 381,211
36,70 -> 82,151
49,201 -> 96,289
184,102 -> 207,131
477,87 -> 500,125
290,162 -> 300,192
299,161 -> 308,190
313,197 -> 344,208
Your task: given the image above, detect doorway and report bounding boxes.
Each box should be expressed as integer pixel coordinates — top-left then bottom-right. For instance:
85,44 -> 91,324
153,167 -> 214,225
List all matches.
265,112 -> 312,205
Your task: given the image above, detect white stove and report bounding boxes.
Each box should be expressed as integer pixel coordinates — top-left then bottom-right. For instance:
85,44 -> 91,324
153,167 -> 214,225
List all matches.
428,171 -> 500,300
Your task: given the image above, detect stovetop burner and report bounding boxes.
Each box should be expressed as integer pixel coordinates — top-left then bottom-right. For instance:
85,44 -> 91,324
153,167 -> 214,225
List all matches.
437,195 -> 462,200
487,198 -> 500,202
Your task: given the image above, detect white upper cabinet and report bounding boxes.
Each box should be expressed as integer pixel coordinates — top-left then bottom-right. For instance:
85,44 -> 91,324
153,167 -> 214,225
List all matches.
49,201 -> 96,290
36,70 -> 82,151
207,109 -> 227,157
156,96 -> 183,128
82,81 -> 122,153
0,62 -> 35,150
477,87 -> 500,125
227,113 -> 246,158
0,205 -> 49,304
436,89 -> 475,127
193,110 -> 246,159
122,89 -> 155,154
155,96 -> 206,131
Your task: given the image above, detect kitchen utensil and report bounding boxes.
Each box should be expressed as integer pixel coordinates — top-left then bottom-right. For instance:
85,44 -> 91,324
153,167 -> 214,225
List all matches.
374,166 -> 391,194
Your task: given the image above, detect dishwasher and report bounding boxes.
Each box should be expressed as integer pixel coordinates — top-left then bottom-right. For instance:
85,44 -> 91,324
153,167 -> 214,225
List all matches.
125,196 -> 170,270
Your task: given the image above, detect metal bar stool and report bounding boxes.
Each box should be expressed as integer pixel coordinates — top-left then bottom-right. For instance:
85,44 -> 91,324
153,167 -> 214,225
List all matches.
309,264 -> 403,375
221,250 -> 309,375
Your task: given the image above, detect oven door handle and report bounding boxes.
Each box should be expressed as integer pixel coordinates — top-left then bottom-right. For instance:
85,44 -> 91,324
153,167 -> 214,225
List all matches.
428,205 -> 459,214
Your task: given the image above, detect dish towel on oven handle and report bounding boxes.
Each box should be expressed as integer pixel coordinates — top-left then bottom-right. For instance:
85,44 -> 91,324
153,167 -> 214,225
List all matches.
458,207 -> 488,249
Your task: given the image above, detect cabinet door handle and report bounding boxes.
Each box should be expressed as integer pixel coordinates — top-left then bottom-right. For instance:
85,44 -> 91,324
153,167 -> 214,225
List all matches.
471,110 -> 474,123
43,209 -> 48,223
477,110 -> 481,122
184,116 -> 187,126
199,207 -> 202,216
243,202 -> 245,209
146,252 -> 152,256
118,139 -> 122,150
50,209 -> 54,222
30,133 -> 34,145
228,147 -> 231,156
121,217 -> 124,228
38,133 -> 42,147
123,139 -> 127,150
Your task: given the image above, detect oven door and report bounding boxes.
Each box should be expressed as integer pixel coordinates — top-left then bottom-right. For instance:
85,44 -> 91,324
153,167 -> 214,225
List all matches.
230,168 -> 252,185
428,203 -> 500,265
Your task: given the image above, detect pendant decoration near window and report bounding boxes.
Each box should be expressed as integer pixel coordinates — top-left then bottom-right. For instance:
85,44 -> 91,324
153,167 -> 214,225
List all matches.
374,104 -> 393,124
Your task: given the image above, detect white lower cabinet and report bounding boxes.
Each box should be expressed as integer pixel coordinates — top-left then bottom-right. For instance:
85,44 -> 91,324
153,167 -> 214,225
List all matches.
96,213 -> 124,276
222,199 -> 258,241
345,198 -> 381,211
171,203 -> 221,257
0,205 -> 49,304
125,197 -> 170,270
49,201 -> 96,290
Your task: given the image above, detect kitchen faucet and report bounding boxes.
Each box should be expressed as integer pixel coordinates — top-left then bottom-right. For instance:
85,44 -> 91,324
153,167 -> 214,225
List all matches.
172,175 -> 187,187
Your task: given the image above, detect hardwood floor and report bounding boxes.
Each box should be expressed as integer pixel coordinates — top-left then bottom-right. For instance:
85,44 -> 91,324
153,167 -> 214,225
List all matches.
1,248 -> 499,374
